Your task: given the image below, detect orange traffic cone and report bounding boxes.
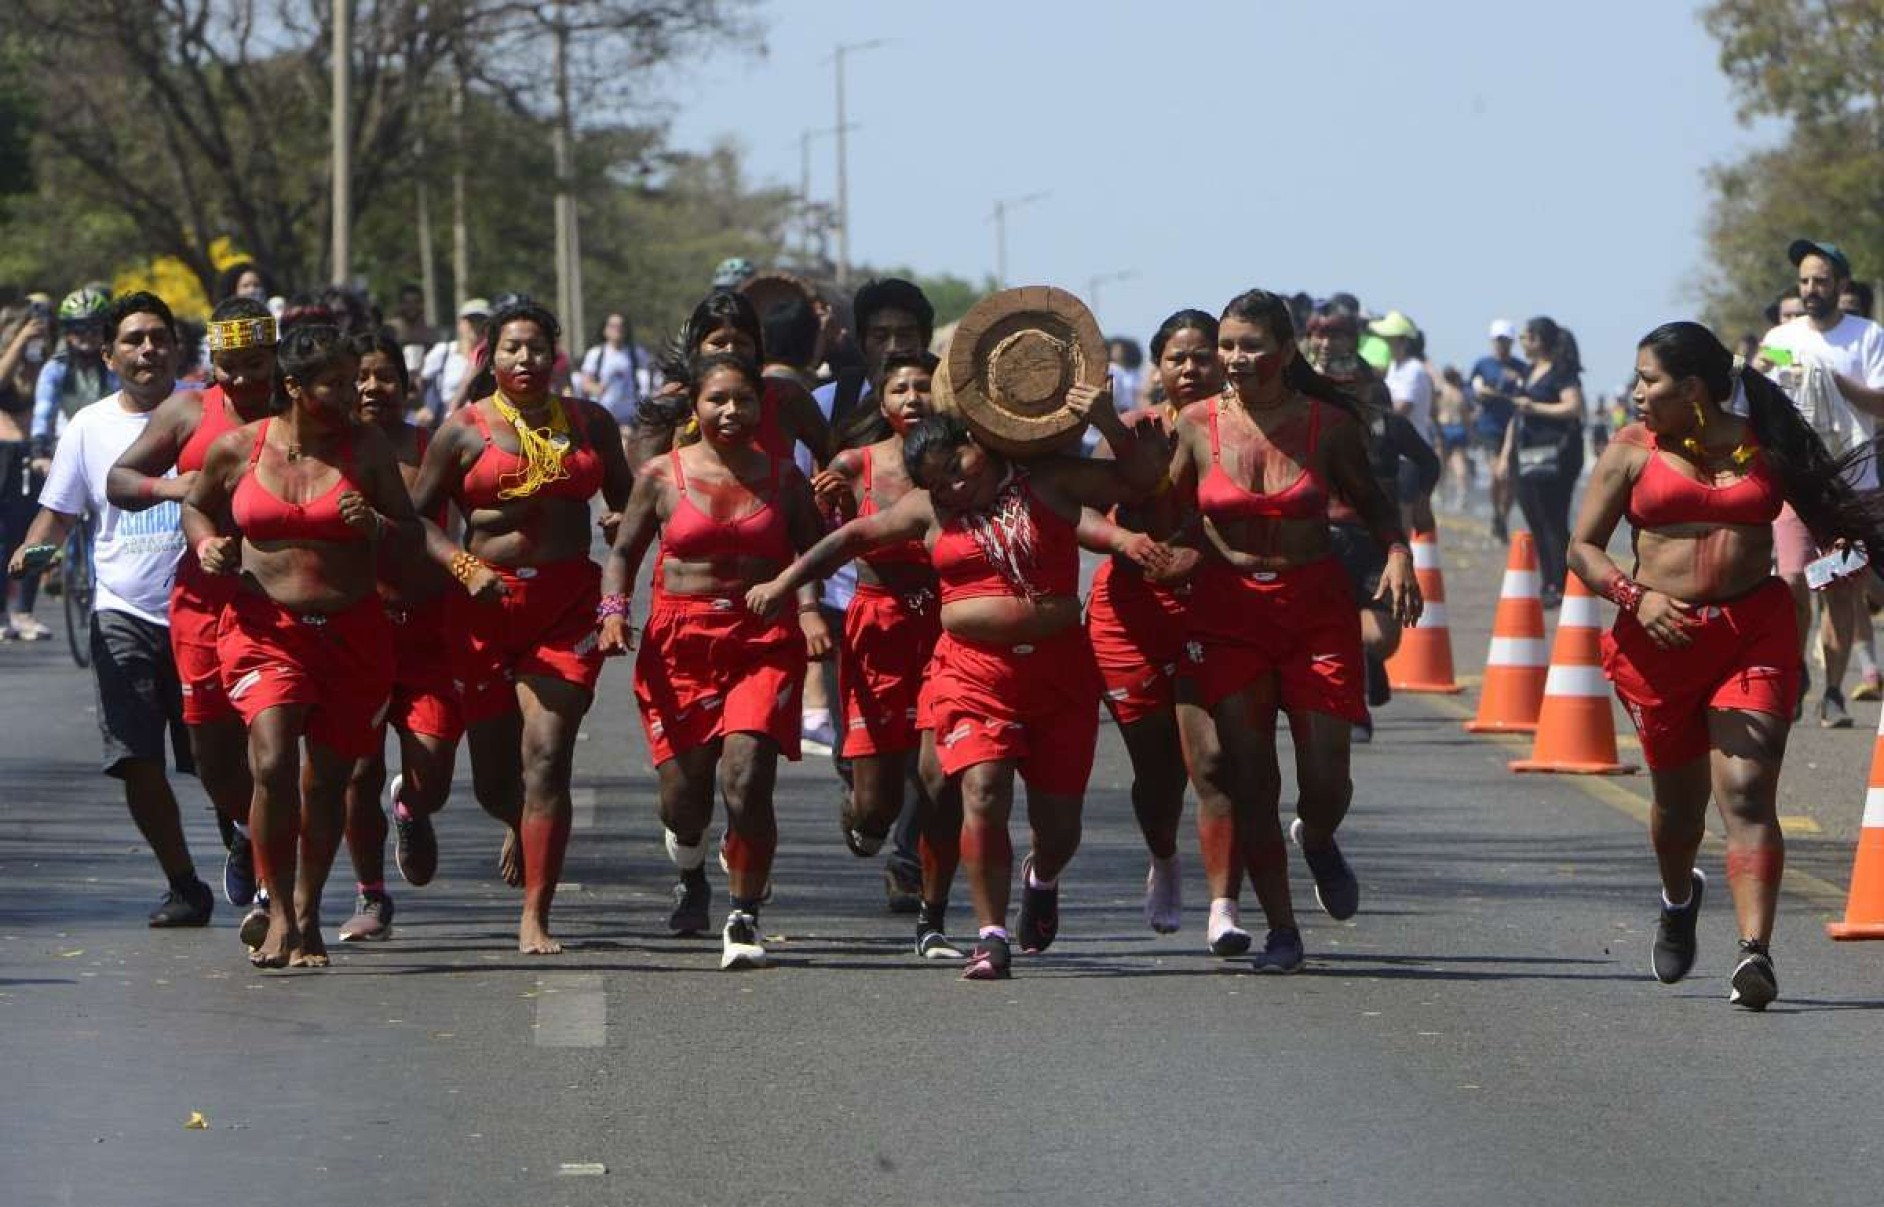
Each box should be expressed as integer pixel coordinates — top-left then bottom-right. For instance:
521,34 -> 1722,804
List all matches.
1384,529 -> 1461,693
1510,572 -> 1635,775
1465,533 -> 1548,733
1828,706 -> 1884,939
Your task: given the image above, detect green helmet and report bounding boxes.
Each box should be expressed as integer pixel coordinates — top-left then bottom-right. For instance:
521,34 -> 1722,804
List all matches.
57,287 -> 111,325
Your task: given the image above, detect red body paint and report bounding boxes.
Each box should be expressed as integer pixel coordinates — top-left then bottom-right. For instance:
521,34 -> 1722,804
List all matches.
1726,844 -> 1784,885
1198,812 -> 1237,887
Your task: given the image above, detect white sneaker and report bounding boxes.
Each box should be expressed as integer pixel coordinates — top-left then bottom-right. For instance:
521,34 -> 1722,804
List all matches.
720,911 -> 767,970
10,614 -> 49,641
1144,854 -> 1182,934
801,717 -> 836,757
1207,897 -> 1251,957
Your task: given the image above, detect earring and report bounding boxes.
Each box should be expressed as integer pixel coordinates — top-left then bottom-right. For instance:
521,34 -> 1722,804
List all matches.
1681,400 -> 1707,458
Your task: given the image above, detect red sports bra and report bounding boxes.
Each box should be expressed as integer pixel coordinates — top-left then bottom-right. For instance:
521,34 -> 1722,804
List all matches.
1197,397 -> 1330,523
1626,432 -> 1783,529
660,448 -> 794,566
756,379 -> 794,459
231,419 -> 365,544
859,445 -> 930,569
932,472 -> 1080,604
177,385 -> 240,475
456,399 -> 605,509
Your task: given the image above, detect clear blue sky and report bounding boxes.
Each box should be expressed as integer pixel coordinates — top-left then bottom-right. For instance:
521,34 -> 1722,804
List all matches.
664,1 -> 1770,395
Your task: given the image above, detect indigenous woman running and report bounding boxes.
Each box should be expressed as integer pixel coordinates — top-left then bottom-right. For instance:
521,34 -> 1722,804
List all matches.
1083,309 -> 1221,933
334,333 -> 464,942
182,324 -> 419,968
108,298 -> 279,912
808,350 -> 963,958
1171,289 -> 1420,973
598,352 -> 832,971
409,298 -> 633,955
1569,321 -> 1884,1010
748,385 -> 1163,980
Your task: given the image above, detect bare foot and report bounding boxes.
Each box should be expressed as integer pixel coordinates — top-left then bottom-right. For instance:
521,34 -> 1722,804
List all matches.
249,910 -> 298,969
290,915 -> 330,968
518,915 -> 564,955
498,828 -> 523,888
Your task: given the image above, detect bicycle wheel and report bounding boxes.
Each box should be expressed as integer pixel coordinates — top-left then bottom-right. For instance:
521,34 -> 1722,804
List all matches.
62,519 -> 94,668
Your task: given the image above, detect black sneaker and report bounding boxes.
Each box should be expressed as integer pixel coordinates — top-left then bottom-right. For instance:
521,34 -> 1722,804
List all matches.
338,890 -> 396,942
222,831 -> 256,907
916,904 -> 965,960
1251,926 -> 1305,973
962,933 -> 1012,980
883,860 -> 922,914
149,878 -> 214,928
1290,818 -> 1359,921
669,870 -> 711,936
1015,854 -> 1060,954
1490,514 -> 1508,544
1729,940 -> 1778,1011
393,781 -> 438,888
1365,655 -> 1392,708
1651,869 -> 1705,985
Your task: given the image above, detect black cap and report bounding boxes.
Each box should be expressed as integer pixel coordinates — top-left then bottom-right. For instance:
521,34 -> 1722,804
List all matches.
1788,238 -> 1852,279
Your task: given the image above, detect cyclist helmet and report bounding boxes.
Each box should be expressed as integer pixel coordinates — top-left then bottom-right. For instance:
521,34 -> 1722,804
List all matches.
711,257 -> 755,290
57,287 -> 111,327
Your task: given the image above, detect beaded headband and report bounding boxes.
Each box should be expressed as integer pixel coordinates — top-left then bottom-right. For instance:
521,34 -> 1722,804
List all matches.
206,316 -> 277,353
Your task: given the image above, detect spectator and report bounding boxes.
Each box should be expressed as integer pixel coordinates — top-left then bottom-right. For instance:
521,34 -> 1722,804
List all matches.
387,283 -> 439,377
1503,316 -> 1585,609
419,298 -> 489,425
1433,365 -> 1472,511
216,261 -> 274,304
0,304 -> 50,639
1108,336 -> 1146,409
1370,310 -> 1435,440
1470,319 -> 1527,543
575,311 -> 647,428
1840,279 -> 1875,320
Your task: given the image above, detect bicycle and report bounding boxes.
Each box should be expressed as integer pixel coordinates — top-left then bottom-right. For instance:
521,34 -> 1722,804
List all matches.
58,512 -> 94,668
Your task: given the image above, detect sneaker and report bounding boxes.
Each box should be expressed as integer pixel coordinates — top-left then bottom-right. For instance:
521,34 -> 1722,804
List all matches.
1251,926 -> 1305,973
1540,583 -> 1563,611
1820,689 -> 1854,729
239,891 -> 271,949
1144,855 -> 1181,934
1207,898 -> 1252,957
9,613 -> 50,641
840,797 -> 886,858
883,860 -> 922,914
148,878 -> 214,927
1365,656 -> 1392,708
1351,714 -> 1373,744
962,933 -> 1012,980
1851,671 -> 1882,702
1651,869 -> 1705,984
1729,940 -> 1778,1011
801,717 -> 836,758
1015,854 -> 1059,954
1795,668 -> 1811,722
720,910 -> 767,970
1490,514 -> 1508,544
669,871 -> 711,935
1290,817 -> 1359,921
222,830 -> 257,907
391,777 -> 438,888
338,889 -> 395,942
718,836 -> 773,904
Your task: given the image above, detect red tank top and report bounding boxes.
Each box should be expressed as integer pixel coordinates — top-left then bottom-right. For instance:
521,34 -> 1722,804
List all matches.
1626,431 -> 1782,529
756,379 -> 795,459
660,448 -> 794,565
859,445 -> 929,569
455,399 -> 605,508
231,419 -> 366,544
177,385 -> 240,475
932,472 -> 1079,604
1197,397 -> 1330,522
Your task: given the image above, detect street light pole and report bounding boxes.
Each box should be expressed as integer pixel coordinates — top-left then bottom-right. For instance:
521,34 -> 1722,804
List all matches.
831,39 -> 886,290
989,192 -> 1049,288
331,0 -> 352,285
1085,269 -> 1139,322
799,124 -> 855,264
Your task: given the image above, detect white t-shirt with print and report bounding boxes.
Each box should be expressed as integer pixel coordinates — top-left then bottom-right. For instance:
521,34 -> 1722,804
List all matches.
1759,313 -> 1884,488
37,393 -> 184,626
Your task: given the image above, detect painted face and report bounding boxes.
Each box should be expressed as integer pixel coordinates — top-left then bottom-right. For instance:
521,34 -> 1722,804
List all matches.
877,365 -> 934,433
107,312 -> 177,389
916,439 -> 999,511
1799,255 -> 1841,321
288,356 -> 360,425
213,344 -> 276,411
355,350 -> 405,425
1631,347 -> 1699,437
862,307 -> 924,370
699,323 -> 758,359
492,319 -> 554,397
692,366 -> 761,446
1218,315 -> 1290,391
1158,327 -> 1223,406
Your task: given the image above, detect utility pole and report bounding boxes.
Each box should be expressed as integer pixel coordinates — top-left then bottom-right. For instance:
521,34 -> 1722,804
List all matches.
989,192 -> 1049,288
798,124 -> 853,263
831,39 -> 886,290
330,0 -> 352,285
1085,269 -> 1138,323
450,60 -> 469,305
416,149 -> 438,327
552,4 -> 576,335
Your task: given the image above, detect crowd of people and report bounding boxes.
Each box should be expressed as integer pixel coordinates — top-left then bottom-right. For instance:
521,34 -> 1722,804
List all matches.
6,232 -> 1884,1008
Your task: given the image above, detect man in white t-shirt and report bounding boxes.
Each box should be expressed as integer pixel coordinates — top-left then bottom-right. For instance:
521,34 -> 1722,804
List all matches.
1757,238 -> 1884,727
7,293 -> 214,926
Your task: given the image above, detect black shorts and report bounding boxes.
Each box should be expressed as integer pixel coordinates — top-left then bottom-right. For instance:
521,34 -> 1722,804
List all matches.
1329,523 -> 1390,614
92,608 -> 194,778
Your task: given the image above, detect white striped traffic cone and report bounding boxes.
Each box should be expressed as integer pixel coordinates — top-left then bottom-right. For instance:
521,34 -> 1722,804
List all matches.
1383,529 -> 1461,693
1466,532 -> 1548,733
1511,572 -> 1634,775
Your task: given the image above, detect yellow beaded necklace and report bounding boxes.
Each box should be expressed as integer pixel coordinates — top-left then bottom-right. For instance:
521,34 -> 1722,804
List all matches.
491,391 -> 573,499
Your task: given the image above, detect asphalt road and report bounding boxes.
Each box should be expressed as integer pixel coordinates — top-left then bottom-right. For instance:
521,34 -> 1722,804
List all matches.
4,512 -> 1883,1207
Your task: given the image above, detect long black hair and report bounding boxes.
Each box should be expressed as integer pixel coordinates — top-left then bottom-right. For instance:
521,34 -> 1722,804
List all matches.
902,411 -> 982,485
273,323 -> 354,413
1525,315 -> 1582,376
1220,288 -> 1359,419
1149,309 -> 1217,363
1638,321 -> 1884,547
353,329 -> 411,397
658,290 -> 764,386
468,296 -> 560,400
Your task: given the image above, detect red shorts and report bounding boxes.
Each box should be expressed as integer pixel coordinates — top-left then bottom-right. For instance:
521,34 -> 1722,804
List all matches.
633,594 -> 808,765
1601,576 -> 1800,769
839,582 -> 941,757
457,558 -> 604,726
1086,558 -> 1188,726
921,627 -> 1102,796
218,591 -> 394,760
386,595 -> 465,742
170,557 -> 240,725
1181,557 -> 1366,723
